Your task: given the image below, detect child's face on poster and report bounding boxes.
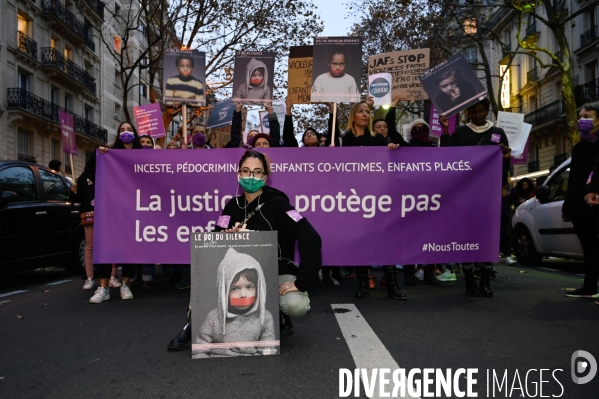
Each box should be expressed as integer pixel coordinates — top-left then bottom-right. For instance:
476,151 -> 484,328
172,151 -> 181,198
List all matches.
177,58 -> 193,78
229,275 -> 256,310
328,54 -> 346,77
250,69 -> 264,86
438,73 -> 460,100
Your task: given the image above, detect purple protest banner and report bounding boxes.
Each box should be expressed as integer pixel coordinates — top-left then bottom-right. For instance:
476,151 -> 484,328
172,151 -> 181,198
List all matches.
133,103 -> 166,138
59,110 -> 77,155
429,104 -> 457,136
94,147 -> 502,265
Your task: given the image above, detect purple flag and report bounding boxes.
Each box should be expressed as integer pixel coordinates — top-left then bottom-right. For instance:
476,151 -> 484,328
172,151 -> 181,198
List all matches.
94,147 -> 502,265
59,110 -> 77,155
133,103 -> 166,139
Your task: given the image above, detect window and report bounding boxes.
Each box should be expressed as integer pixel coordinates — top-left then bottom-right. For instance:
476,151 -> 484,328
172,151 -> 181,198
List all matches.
64,93 -> 73,112
85,63 -> 94,78
464,18 -> 477,35
64,154 -> 72,175
546,166 -> 569,202
115,103 -> 121,119
529,96 -> 538,113
18,70 -> 31,91
140,84 -> 147,99
39,169 -> 69,201
464,47 -> 477,63
51,86 -> 59,104
138,23 -> 146,36
64,47 -> 73,60
18,15 -> 28,35
0,166 -> 39,202
51,139 -> 61,160
85,106 -> 94,122
51,37 -> 59,50
114,68 -> 121,86
17,129 -> 34,159
115,3 -> 121,16
586,60 -> 598,82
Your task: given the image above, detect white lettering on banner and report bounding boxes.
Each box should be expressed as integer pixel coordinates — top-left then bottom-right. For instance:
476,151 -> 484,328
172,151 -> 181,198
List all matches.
295,189 -> 394,218
134,163 -> 173,173
176,163 -> 237,173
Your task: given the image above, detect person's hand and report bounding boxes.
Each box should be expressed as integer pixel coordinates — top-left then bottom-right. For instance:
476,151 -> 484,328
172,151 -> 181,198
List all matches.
585,193 -> 599,206
235,101 -> 242,112
387,143 -> 400,150
439,115 -> 449,129
366,96 -> 374,109
285,98 -> 293,116
264,104 -> 273,114
500,144 -> 512,158
391,96 -> 400,108
279,281 -> 299,296
99,146 -> 109,154
70,183 -> 78,194
224,222 -> 248,233
450,86 -> 461,101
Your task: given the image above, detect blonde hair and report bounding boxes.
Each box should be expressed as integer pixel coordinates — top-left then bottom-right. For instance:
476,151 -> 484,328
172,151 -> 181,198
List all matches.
346,101 -> 374,136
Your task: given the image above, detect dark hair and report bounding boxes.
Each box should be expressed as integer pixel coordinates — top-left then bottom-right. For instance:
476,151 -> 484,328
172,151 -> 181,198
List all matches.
251,67 -> 265,76
301,127 -> 319,145
238,150 -> 270,175
372,118 -> 386,127
327,45 -> 348,63
231,268 -> 258,286
176,55 -> 194,68
582,101 -> 599,116
434,67 -> 460,85
49,160 -> 62,171
251,133 -> 273,147
467,98 -> 491,112
113,121 -> 142,149
139,134 -> 155,147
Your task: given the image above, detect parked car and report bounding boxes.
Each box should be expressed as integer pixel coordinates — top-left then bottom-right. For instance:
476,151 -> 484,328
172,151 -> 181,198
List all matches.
511,158 -> 583,266
0,161 -> 84,275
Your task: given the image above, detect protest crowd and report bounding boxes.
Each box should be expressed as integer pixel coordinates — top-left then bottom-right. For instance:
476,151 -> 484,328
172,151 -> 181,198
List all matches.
61,40 -> 599,356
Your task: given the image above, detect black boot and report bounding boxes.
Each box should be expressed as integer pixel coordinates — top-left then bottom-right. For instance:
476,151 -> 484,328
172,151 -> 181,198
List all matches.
423,265 -> 440,286
463,268 -> 481,297
355,268 -> 370,298
321,267 -> 335,286
403,265 -> 418,286
479,268 -> 494,298
383,266 -> 407,300
167,308 -> 192,350
279,311 -> 294,336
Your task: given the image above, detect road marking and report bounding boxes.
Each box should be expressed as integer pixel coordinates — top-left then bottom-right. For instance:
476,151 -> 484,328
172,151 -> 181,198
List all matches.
332,304 -> 420,399
0,300 -> 11,305
45,279 -> 74,286
0,290 -> 28,298
537,267 -> 561,272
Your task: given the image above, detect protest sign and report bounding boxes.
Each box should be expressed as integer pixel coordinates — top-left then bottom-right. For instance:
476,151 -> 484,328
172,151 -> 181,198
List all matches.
429,104 -> 457,137
191,231 -> 280,359
288,46 -> 313,104
259,110 -> 270,134
419,53 -> 487,117
94,146 -> 502,265
368,73 -> 393,106
311,37 -> 362,103
232,51 -> 276,104
206,100 -> 236,129
133,103 -> 166,139
163,49 -> 206,107
368,49 -> 430,100
59,110 -> 77,155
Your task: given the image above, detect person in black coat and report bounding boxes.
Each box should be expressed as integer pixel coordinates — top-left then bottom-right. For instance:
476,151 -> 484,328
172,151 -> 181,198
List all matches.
440,99 -> 511,298
563,101 -> 599,299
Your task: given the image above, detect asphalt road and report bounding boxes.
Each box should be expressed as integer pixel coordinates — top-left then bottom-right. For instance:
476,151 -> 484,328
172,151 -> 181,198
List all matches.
0,260 -> 597,399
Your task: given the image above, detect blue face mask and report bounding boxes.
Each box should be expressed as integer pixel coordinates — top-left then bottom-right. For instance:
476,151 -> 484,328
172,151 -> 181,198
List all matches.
238,176 -> 265,193
119,131 -> 135,143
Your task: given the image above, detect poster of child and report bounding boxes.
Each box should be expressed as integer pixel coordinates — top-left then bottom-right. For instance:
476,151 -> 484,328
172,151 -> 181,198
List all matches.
191,232 -> 280,359
163,49 -> 206,107
232,51 -> 276,104
418,52 -> 487,117
311,37 -> 362,103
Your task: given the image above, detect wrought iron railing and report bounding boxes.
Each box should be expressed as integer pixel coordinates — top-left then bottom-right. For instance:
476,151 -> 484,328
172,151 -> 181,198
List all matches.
527,67 -> 539,82
18,31 -> 37,59
554,153 -> 568,166
41,0 -> 95,51
580,25 -> 598,48
7,88 -> 107,142
528,160 -> 540,173
41,48 -> 96,95
575,77 -> 599,106
85,0 -> 105,20
18,153 -> 36,163
486,7 -> 511,31
524,99 -> 565,126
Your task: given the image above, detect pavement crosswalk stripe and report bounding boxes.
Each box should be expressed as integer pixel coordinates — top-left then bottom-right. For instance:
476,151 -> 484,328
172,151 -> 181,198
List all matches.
0,290 -> 28,298
332,304 -> 420,399
537,267 -> 561,272
45,279 -> 74,285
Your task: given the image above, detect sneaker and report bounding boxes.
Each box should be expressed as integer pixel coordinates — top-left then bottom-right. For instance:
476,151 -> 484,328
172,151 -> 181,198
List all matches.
89,287 -> 110,303
120,284 -> 134,300
368,278 -> 376,289
564,287 -> 599,298
415,269 -> 424,281
174,277 -> 191,290
436,270 -> 457,281
108,276 -> 122,288
83,278 -> 95,290
505,257 -> 517,266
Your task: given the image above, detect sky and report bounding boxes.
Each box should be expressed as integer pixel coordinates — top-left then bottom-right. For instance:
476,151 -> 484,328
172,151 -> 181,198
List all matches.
313,0 -> 355,37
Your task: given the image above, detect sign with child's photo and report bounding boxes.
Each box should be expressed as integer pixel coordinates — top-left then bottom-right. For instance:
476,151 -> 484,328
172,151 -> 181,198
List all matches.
191,231 -> 280,359
163,49 -> 206,107
232,51 -> 276,105
311,37 -> 362,103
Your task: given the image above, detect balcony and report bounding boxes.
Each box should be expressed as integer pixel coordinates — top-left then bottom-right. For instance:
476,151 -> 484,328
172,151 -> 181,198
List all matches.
554,153 -> 568,166
486,7 -> 511,31
18,153 -> 36,163
7,88 -> 107,143
41,48 -> 96,95
527,67 -> 539,83
41,0 -> 94,50
575,77 -> 599,106
83,0 -> 104,20
524,99 -> 565,126
527,160 -> 540,173
18,31 -> 37,60
580,25 -> 598,48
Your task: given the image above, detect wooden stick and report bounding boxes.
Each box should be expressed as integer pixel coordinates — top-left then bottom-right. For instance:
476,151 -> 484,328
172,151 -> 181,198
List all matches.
330,102 -> 337,147
69,153 -> 75,181
182,104 -> 188,149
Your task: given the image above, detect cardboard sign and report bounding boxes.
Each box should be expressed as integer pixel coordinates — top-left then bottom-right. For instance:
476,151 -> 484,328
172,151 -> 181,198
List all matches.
368,49 -> 430,100
163,49 -> 206,107
288,46 -> 313,104
419,53 -> 488,117
191,231 -> 280,359
206,100 -> 236,129
368,73 -> 393,105
311,37 -> 362,103
59,110 -> 77,155
232,51 -> 276,104
133,103 -> 166,138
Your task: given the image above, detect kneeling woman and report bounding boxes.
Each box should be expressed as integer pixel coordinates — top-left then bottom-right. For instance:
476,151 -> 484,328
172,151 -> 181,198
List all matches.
168,151 -> 322,349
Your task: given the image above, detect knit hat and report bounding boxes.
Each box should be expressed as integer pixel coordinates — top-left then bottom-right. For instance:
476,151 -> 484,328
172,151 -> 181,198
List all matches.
251,133 -> 273,147
410,119 -> 430,132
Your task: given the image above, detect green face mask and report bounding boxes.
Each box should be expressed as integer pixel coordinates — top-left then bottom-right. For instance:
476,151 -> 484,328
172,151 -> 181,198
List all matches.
238,176 -> 265,193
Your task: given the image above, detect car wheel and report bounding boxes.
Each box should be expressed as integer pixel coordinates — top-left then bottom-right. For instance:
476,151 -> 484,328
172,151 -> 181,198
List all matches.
67,229 -> 85,275
513,225 -> 543,266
